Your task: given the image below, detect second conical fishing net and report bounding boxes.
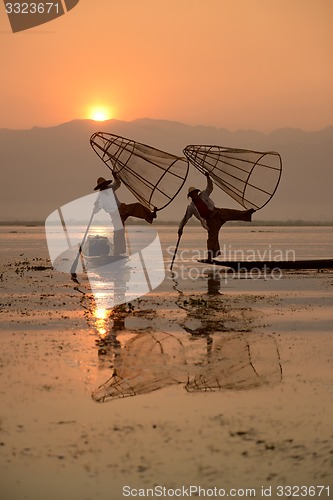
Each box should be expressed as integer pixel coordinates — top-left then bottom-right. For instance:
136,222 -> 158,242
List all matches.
184,145 -> 282,210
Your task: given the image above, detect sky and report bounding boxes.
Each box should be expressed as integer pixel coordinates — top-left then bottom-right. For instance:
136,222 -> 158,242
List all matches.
1,0 -> 332,132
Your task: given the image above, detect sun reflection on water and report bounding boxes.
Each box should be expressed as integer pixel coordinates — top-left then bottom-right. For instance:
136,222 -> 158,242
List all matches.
93,307 -> 110,338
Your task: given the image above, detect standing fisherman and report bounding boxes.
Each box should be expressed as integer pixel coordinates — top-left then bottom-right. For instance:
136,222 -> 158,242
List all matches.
178,173 -> 255,262
94,173 -> 157,254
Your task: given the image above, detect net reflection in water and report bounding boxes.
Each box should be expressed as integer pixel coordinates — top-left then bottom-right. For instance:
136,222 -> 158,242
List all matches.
92,331 -> 282,403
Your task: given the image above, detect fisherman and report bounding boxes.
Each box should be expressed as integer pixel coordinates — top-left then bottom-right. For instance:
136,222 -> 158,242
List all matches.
178,173 -> 255,262
94,173 -> 157,254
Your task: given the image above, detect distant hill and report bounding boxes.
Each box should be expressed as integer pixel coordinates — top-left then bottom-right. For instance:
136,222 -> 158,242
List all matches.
0,118 -> 332,222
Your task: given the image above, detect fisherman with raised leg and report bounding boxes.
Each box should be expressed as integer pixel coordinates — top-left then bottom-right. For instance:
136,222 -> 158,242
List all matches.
94,173 -> 157,255
178,173 -> 255,263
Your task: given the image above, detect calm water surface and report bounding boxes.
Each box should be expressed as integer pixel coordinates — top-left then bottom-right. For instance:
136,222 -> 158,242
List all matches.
1,225 -> 332,261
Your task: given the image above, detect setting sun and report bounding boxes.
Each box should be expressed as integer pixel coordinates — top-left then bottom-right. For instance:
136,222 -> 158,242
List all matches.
89,106 -> 112,121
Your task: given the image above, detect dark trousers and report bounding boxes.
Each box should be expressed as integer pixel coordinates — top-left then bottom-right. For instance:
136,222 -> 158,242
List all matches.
206,208 -> 253,259
119,203 -> 154,224
111,203 -> 155,255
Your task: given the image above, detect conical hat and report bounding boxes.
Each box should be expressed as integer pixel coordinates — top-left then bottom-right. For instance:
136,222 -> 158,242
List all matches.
94,177 -> 112,191
187,186 -> 200,196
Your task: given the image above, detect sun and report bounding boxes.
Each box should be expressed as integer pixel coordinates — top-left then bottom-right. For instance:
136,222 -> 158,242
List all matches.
89,106 -> 111,121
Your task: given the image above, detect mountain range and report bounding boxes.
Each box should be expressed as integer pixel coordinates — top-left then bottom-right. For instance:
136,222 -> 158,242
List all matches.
1,118 -> 332,222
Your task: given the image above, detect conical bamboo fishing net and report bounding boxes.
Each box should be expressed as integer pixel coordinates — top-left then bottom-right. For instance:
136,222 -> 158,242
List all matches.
184,145 -> 282,210
90,132 -> 189,211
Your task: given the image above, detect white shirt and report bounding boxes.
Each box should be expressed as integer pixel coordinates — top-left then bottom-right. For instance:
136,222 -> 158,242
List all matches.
94,178 -> 121,214
179,177 -> 214,231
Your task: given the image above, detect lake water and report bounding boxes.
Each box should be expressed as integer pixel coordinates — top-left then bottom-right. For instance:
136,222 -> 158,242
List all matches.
1,224 -> 333,498
2,224 -> 332,262
1,223 -> 332,309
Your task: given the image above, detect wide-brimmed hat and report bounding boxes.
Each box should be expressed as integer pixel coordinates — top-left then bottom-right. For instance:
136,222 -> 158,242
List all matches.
94,177 -> 112,191
187,186 -> 200,196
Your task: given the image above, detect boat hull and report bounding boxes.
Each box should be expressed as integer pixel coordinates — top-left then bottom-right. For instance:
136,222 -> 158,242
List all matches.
197,259 -> 333,270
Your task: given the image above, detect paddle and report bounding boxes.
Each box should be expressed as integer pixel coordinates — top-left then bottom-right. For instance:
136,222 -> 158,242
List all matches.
70,210 -> 95,279
170,232 -> 182,271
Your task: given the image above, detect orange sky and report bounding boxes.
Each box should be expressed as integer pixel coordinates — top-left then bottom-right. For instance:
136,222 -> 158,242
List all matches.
1,0 -> 332,131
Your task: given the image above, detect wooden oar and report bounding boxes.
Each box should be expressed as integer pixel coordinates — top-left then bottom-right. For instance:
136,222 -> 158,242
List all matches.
70,210 -> 95,279
170,233 -> 182,270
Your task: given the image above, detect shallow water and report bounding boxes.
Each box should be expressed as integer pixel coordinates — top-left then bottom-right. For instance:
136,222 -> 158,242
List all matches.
1,224 -> 332,405
165,224 -> 333,261
2,223 -> 332,255
0,225 -> 332,498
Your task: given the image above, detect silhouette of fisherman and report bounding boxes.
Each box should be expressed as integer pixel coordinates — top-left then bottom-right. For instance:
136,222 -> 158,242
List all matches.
94,173 -> 157,255
178,173 -> 255,262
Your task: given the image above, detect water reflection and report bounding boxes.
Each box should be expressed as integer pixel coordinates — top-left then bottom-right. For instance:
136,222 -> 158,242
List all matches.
91,330 -> 282,403
52,223 -> 165,309
76,268 -> 283,404
206,269 -> 222,295
93,307 -> 110,337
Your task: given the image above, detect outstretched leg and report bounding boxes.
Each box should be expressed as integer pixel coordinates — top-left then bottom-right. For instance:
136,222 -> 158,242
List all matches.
206,208 -> 255,260
119,203 -> 157,224
216,208 -> 255,223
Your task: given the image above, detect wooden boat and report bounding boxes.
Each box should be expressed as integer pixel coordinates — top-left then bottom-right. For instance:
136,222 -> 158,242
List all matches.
82,253 -> 128,269
82,235 -> 128,269
197,259 -> 333,270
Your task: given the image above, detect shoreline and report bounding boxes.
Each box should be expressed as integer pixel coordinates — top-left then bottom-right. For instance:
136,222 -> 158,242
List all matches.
1,220 -> 333,227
